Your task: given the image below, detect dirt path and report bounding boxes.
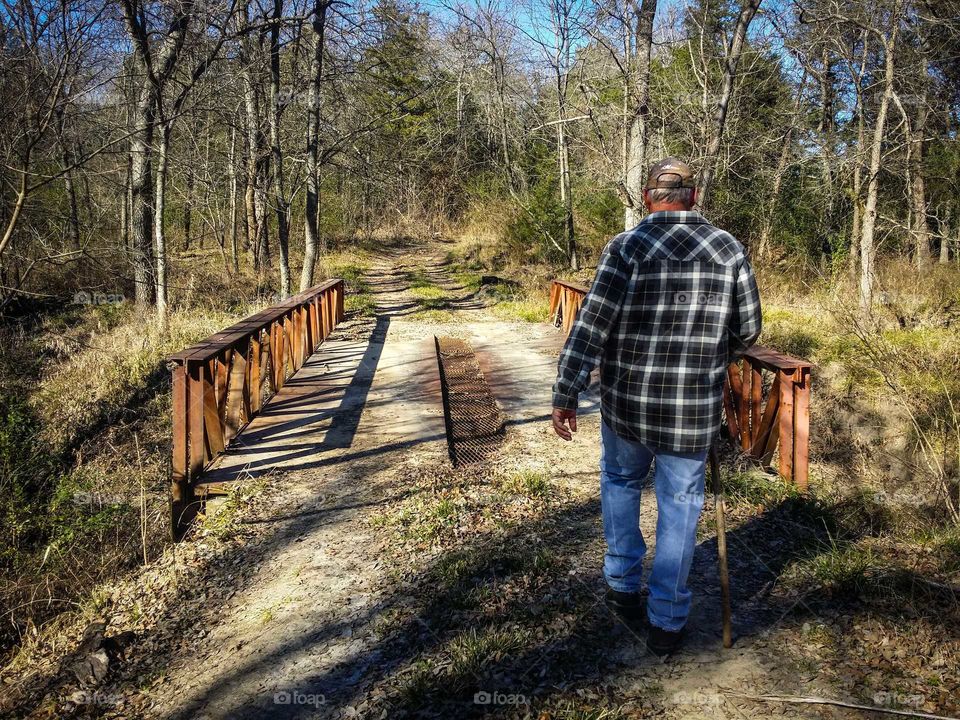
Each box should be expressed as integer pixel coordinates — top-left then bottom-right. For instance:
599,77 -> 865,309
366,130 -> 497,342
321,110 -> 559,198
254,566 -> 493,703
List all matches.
57,244 -> 870,719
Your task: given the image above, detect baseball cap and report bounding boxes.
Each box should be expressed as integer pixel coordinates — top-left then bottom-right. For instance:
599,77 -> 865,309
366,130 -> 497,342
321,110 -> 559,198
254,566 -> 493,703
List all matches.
645,157 -> 696,189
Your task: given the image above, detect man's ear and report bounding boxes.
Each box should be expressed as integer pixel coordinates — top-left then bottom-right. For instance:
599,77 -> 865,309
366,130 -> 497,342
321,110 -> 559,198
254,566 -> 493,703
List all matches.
690,188 -> 698,209
642,189 -> 651,210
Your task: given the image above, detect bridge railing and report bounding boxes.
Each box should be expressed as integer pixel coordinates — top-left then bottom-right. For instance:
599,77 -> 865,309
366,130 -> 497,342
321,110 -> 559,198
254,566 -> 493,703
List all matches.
548,279 -> 811,489
166,279 -> 345,535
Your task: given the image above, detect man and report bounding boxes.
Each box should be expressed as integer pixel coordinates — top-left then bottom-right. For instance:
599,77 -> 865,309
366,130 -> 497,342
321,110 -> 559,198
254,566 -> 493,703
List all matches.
551,157 -> 762,656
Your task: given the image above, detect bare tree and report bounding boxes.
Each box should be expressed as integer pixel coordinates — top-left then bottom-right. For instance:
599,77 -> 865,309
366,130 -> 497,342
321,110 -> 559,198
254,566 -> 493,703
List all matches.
696,0 -> 763,213
120,0 -> 196,306
301,0 -> 332,291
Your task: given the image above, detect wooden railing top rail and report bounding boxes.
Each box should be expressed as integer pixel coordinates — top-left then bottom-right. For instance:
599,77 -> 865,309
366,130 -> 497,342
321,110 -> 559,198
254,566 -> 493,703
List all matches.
743,345 -> 812,372
168,279 -> 343,363
552,278 -> 590,294
547,278 -> 811,374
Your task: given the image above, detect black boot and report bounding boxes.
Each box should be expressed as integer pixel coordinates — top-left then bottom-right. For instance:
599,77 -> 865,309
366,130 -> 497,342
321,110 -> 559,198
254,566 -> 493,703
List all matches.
647,624 -> 684,657
604,588 -> 646,627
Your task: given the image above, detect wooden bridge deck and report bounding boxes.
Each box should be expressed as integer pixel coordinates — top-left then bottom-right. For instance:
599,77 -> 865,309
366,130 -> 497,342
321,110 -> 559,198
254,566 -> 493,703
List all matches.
197,330 -> 447,495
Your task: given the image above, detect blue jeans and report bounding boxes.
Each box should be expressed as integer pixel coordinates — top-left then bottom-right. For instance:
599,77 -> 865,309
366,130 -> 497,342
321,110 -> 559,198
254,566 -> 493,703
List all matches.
600,420 -> 707,632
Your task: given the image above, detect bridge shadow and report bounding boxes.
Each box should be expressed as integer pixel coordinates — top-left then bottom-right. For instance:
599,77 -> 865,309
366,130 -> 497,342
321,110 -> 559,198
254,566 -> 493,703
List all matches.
200,315 -> 390,485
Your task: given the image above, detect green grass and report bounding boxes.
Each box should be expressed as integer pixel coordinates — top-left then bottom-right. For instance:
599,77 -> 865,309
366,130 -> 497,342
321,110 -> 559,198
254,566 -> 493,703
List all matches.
202,477 -> 268,539
790,542 -> 878,595
405,268 -> 441,290
721,468 -> 800,505
396,659 -> 437,706
497,469 -> 551,498
410,284 -> 451,310
492,297 -> 550,323
388,494 -> 463,544
453,271 -> 482,293
446,627 -> 528,688
330,261 -> 369,289
346,292 -> 377,317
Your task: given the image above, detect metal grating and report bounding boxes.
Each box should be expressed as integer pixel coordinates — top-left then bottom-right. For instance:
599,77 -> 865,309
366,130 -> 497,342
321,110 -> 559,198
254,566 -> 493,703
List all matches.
435,336 -> 505,466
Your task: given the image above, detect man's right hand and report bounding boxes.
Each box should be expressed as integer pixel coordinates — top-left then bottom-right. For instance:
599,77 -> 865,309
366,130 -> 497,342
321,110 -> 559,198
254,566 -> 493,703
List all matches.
552,407 -> 578,441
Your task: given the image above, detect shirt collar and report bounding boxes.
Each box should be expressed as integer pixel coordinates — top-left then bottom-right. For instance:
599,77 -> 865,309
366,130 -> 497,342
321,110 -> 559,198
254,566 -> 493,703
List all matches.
641,210 -> 708,225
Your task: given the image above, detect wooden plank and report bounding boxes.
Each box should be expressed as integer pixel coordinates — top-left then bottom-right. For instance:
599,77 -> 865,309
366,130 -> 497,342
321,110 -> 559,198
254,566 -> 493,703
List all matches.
188,361 -> 205,478
270,321 -> 282,391
283,315 -> 294,380
793,367 -> 811,490
738,360 -> 751,451
324,289 -> 334,337
744,345 -> 812,372
748,374 -> 780,457
751,363 -> 762,446
224,348 -> 247,443
778,369 -> 796,482
204,358 -> 225,459
216,350 -> 232,421
171,363 -> 189,498
249,335 -> 262,413
292,307 -> 303,371
553,278 -> 589,294
300,305 -> 308,363
307,298 -> 317,351
721,379 -> 740,442
549,281 -> 561,326
758,406 -> 781,465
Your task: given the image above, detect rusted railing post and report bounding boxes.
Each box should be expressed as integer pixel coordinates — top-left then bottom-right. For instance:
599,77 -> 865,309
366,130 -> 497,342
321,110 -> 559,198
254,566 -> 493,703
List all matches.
166,279 -> 346,539
548,279 -> 590,333
547,278 -> 813,489
724,348 -> 813,489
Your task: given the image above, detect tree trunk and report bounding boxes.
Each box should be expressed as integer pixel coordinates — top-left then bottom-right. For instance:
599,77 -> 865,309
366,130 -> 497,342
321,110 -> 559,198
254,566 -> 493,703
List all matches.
816,46 -> 835,265
155,122 -> 171,320
120,160 -> 130,252
228,125 -> 239,274
757,135 -> 791,261
697,0 -> 763,213
130,82 -> 156,306
623,0 -> 657,229
940,207 -> 951,264
847,41 -> 868,281
908,69 -> 930,268
557,120 -> 577,270
240,1 -> 267,272
183,165 -> 194,250
301,0 -> 330,292
860,17 -> 901,311
268,0 -> 290,297
758,71 -> 807,261
58,129 -> 81,249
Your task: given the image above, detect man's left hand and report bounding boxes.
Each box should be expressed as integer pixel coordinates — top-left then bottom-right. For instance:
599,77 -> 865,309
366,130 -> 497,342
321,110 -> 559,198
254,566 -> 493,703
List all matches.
552,407 -> 577,441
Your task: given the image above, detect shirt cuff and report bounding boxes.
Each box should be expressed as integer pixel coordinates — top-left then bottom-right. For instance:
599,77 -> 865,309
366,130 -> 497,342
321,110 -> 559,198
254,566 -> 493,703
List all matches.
552,391 -> 578,411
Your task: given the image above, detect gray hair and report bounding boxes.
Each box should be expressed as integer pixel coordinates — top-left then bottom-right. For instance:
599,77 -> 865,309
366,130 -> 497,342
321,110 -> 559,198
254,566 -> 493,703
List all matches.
647,186 -> 695,205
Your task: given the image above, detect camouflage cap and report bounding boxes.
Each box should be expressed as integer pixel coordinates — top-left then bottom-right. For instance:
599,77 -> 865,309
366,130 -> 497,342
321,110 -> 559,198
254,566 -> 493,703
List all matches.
645,157 -> 697,189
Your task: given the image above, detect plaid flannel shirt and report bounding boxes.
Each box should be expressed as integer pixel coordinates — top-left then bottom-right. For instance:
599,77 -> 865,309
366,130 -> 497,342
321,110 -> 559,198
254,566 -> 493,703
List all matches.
552,210 -> 762,452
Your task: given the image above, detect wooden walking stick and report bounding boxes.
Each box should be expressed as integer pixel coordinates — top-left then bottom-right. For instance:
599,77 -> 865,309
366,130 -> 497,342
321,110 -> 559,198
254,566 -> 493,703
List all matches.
709,444 -> 733,648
